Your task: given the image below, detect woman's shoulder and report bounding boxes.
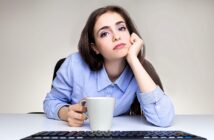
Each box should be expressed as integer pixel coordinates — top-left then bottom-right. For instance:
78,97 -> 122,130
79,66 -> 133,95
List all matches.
65,52 -> 90,72
64,52 -> 94,85
67,52 -> 83,62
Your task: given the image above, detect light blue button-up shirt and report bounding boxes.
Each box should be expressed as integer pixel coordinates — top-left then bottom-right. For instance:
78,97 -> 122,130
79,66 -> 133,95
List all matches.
43,52 -> 175,127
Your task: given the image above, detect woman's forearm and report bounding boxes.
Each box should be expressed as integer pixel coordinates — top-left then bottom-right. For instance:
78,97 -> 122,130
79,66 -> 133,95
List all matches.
127,55 -> 157,93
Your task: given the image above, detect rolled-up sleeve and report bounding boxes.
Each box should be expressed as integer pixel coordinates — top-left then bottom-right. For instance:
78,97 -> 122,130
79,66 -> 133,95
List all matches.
43,57 -> 73,120
136,87 -> 175,127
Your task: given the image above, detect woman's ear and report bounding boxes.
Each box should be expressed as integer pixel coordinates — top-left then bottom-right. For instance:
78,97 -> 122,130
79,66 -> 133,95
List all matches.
91,43 -> 100,54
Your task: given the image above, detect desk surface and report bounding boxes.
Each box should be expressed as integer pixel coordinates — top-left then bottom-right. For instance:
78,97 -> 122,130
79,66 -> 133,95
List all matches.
0,114 -> 213,140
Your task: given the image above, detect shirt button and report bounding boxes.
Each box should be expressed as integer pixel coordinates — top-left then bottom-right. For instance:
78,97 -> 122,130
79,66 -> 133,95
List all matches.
156,105 -> 160,109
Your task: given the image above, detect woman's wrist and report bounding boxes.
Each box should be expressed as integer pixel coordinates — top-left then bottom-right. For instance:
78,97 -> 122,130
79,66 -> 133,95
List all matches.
58,105 -> 69,121
126,54 -> 139,66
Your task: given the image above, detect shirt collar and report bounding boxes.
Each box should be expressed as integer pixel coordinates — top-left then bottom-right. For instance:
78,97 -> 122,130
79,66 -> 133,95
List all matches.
97,66 -> 112,91
97,65 -> 133,92
114,65 -> 133,92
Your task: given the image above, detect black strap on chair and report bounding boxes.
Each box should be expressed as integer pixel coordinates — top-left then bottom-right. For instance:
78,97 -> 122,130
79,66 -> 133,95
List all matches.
52,58 -> 66,80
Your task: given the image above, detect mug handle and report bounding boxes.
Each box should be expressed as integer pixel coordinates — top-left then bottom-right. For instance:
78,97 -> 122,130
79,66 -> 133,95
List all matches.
79,99 -> 88,119
80,99 -> 86,106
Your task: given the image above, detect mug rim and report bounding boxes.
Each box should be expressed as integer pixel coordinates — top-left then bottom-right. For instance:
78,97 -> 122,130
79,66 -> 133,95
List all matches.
86,97 -> 115,100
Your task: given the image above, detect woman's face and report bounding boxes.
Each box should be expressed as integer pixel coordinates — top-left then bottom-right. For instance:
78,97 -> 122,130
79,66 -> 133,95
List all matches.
93,11 -> 131,62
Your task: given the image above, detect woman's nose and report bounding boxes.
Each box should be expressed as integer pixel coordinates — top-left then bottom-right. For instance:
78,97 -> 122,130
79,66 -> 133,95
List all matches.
112,32 -> 121,41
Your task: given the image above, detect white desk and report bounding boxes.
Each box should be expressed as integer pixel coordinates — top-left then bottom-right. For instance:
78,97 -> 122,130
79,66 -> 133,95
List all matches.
0,114 -> 213,140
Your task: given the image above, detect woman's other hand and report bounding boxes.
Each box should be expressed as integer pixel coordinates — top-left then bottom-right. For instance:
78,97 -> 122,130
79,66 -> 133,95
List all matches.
126,33 -> 143,63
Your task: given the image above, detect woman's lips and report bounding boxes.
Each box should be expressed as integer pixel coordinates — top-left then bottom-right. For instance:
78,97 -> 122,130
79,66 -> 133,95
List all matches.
113,43 -> 126,50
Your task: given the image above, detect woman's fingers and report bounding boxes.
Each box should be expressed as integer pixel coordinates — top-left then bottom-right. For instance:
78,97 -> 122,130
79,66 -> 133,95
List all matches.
68,106 -> 87,120
67,117 -> 84,127
69,104 -> 87,113
130,33 -> 141,44
66,104 -> 88,127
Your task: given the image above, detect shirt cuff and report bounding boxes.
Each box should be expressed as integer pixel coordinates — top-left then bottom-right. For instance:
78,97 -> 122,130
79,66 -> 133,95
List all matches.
136,86 -> 165,105
55,103 -> 69,120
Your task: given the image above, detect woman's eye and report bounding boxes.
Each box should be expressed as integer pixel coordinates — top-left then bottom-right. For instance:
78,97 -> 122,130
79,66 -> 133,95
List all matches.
119,26 -> 126,31
100,32 -> 109,38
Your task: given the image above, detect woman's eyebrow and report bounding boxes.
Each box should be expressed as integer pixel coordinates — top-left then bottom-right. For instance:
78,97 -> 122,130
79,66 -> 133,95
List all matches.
96,21 -> 126,36
115,21 -> 125,25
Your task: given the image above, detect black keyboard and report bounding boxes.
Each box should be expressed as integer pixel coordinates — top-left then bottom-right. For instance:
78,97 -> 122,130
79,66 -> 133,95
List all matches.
21,131 -> 206,140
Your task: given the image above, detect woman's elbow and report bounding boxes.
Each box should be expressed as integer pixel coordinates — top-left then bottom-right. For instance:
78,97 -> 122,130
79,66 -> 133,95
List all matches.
150,108 -> 175,127
155,114 -> 175,127
144,104 -> 175,127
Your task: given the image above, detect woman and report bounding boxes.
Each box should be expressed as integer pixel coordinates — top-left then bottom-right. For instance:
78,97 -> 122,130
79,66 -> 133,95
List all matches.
43,5 -> 175,127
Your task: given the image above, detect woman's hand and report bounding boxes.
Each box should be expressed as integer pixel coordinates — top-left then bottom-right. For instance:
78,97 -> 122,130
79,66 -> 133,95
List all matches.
126,33 -> 144,63
67,103 -> 87,127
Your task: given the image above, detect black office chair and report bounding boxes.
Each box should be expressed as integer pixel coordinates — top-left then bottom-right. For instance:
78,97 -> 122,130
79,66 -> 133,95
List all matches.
52,58 -> 66,81
28,58 -> 66,114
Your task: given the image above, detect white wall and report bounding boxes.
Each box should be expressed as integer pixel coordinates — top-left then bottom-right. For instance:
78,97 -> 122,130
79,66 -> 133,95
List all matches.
0,0 -> 214,114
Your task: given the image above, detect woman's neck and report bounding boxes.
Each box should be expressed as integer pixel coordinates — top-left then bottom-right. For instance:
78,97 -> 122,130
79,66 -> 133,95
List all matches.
104,59 -> 126,82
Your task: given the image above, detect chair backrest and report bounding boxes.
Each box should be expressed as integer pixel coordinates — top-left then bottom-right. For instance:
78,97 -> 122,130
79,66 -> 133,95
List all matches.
52,58 -> 66,81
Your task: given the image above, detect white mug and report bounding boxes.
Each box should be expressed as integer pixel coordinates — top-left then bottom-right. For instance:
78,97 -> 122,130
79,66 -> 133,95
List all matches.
81,97 -> 115,131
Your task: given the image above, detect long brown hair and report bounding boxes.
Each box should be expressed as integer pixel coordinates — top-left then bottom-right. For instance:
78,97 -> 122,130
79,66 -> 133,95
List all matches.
78,5 -> 163,115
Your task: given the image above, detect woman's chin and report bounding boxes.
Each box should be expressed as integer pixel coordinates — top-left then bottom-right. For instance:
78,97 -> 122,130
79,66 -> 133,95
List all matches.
115,51 -> 128,59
